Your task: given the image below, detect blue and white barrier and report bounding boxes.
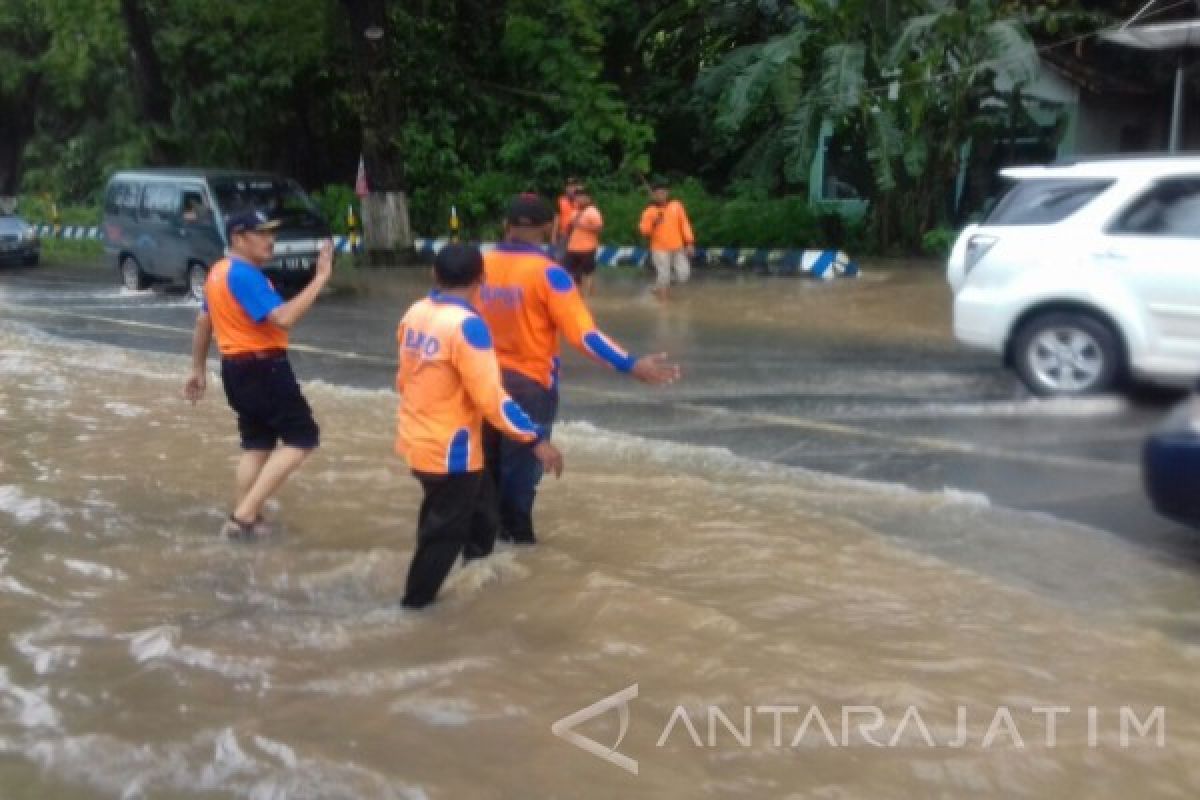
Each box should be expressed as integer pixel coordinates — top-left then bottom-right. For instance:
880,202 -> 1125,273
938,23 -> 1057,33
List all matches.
30,225 -> 858,279
412,238 -> 859,279
33,224 -> 359,253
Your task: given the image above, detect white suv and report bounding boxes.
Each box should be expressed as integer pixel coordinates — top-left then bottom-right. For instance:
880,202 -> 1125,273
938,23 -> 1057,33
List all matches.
948,157 -> 1200,395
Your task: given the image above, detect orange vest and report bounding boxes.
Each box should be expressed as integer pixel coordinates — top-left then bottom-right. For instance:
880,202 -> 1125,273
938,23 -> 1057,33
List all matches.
639,201 -> 694,251
395,292 -> 540,473
567,206 -> 603,253
204,257 -> 288,356
480,242 -> 636,390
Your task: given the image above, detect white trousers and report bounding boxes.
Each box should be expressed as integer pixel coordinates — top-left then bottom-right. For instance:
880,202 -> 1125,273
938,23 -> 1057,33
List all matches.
651,249 -> 691,288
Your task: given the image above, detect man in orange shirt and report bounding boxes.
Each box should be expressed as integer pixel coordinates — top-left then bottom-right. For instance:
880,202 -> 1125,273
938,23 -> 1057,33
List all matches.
638,179 -> 695,302
563,186 -> 603,295
553,176 -> 581,252
183,211 -> 334,539
480,193 -> 680,545
396,243 -> 562,608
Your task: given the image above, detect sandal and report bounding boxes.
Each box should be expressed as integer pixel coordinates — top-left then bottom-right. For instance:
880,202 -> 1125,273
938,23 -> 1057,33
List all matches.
219,515 -> 258,541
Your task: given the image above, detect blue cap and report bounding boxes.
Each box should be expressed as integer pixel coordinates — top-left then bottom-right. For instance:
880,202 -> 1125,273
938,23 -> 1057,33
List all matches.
225,210 -> 281,240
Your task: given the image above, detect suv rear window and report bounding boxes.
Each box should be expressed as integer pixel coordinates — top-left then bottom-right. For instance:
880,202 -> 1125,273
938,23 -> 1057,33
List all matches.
984,178 -> 1113,226
1109,177 -> 1200,238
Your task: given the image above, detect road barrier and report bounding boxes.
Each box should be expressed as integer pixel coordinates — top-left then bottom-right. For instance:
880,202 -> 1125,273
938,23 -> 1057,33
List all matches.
30,226 -> 859,279
412,239 -> 859,279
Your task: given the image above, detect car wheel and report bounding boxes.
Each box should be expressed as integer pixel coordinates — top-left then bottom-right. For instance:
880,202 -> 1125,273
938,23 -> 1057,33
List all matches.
23,253 -> 39,267
1012,312 -> 1122,396
187,263 -> 207,302
120,255 -> 149,291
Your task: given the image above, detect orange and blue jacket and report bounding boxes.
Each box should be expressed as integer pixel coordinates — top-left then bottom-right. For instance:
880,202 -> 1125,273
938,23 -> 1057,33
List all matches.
480,242 -> 637,390
639,201 -> 694,251
395,291 -> 542,474
203,257 -> 288,356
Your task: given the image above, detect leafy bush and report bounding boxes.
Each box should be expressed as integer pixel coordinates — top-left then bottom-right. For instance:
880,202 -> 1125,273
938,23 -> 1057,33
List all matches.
308,180 -> 867,252
921,226 -> 957,258
16,195 -> 100,226
310,185 -> 360,235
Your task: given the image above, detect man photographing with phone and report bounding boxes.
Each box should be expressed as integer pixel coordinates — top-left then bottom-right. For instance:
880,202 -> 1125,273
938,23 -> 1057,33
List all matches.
639,178 -> 695,302
183,210 -> 335,539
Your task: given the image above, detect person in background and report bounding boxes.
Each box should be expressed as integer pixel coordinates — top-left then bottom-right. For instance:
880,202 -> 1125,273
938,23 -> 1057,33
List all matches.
394,244 -> 563,608
183,211 -> 334,539
553,176 -> 582,253
563,186 -> 603,296
638,179 -> 695,302
479,193 -> 680,546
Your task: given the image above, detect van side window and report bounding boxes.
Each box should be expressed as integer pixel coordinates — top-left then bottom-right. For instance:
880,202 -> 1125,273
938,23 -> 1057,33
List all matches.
1110,178 -> 1200,239
105,183 -> 141,218
141,185 -> 180,222
181,190 -> 211,224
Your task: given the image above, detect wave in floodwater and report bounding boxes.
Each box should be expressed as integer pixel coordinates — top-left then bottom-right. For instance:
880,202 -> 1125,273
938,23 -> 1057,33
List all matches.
1,321 -> 1199,799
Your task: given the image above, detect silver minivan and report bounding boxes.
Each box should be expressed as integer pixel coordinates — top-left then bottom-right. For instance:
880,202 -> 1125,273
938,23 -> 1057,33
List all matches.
102,168 -> 330,300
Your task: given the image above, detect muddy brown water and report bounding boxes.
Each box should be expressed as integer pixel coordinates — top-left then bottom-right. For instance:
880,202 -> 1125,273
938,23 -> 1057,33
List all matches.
1,268 -> 1199,798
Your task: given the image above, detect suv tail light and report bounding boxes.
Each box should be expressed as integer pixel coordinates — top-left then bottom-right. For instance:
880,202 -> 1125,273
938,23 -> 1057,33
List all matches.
964,234 -> 998,276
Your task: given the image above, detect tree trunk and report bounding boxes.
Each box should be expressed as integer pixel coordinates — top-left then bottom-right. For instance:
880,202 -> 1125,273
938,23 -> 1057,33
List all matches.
118,0 -> 174,163
0,74 -> 42,197
339,0 -> 413,251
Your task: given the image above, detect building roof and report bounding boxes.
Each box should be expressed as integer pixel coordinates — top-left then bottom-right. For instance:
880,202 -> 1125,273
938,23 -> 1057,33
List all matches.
1039,49 -> 1152,96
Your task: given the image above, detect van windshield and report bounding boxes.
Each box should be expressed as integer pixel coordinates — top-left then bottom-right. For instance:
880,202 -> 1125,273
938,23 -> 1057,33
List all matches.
210,177 -> 325,230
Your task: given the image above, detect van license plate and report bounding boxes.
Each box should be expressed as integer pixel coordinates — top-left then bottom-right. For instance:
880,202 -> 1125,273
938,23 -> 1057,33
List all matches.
280,257 -> 312,270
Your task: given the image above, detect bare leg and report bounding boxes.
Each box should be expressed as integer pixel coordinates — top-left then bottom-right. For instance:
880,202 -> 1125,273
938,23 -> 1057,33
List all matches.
232,446 -> 312,524
235,450 -> 271,508
583,273 -> 595,296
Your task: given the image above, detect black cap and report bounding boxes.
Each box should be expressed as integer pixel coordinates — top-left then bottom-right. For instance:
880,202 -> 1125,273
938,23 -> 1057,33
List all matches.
433,243 -> 484,288
651,177 -> 670,190
505,193 -> 553,226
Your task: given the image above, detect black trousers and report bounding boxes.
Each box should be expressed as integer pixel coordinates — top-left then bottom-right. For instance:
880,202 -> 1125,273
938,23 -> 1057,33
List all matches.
402,469 -> 499,609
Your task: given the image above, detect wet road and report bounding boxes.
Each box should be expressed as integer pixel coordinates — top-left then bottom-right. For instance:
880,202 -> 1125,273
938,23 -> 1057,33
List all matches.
0,261 -> 1194,557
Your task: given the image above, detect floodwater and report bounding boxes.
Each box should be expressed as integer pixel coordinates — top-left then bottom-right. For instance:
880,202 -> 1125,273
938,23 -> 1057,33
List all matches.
1,269 -> 1200,798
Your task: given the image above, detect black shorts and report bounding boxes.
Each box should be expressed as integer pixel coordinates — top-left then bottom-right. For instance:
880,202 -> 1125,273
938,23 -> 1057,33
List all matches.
563,250 -> 597,282
220,356 -> 319,451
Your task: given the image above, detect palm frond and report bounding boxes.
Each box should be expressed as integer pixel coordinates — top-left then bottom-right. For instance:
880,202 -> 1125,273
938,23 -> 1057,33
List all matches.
984,20 -> 1038,86
818,43 -> 865,117
716,28 -> 808,131
865,105 -> 902,192
781,96 -> 820,184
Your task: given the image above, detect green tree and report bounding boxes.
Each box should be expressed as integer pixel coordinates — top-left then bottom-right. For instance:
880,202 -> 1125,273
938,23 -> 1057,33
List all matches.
702,0 -> 1057,249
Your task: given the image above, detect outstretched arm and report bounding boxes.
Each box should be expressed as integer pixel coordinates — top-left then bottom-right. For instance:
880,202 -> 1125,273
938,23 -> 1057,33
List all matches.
542,265 -> 680,384
455,317 -> 541,443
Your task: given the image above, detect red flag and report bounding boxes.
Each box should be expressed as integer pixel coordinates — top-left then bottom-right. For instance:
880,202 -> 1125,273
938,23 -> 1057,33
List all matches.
355,154 -> 369,198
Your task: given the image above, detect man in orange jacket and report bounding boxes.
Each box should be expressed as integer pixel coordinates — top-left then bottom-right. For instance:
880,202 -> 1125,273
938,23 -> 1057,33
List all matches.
638,179 -> 695,302
480,193 -> 680,545
395,243 -> 563,608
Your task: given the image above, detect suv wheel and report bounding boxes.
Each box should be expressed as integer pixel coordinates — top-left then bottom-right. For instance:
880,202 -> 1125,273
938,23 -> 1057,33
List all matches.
187,263 -> 207,302
120,255 -> 149,291
1012,312 -> 1122,396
